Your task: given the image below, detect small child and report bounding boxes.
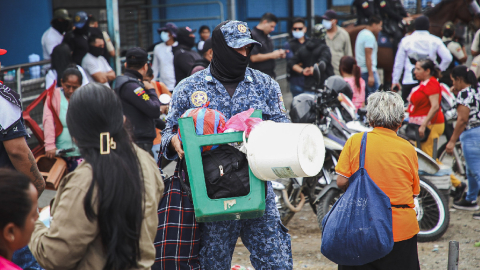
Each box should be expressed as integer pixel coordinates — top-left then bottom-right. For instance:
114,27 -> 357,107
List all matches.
339,56 -> 366,110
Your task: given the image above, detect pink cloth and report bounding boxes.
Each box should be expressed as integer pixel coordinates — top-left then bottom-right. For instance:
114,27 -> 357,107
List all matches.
0,256 -> 22,270
43,87 -> 62,151
343,77 -> 366,110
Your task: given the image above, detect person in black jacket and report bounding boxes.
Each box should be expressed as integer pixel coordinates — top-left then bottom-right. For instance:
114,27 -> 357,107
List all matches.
288,24 -> 334,93
173,27 -> 202,85
353,0 -> 378,25
377,0 -> 411,52
113,48 -> 161,155
284,18 -> 308,97
190,38 -> 212,75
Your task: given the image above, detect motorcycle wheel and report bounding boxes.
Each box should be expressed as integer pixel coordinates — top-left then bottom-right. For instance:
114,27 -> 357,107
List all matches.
417,178 -> 450,242
438,142 -> 465,176
315,188 -> 342,231
274,178 -> 300,226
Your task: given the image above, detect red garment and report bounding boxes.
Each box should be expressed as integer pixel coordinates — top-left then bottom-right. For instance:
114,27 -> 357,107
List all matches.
0,256 -> 22,270
408,77 -> 444,124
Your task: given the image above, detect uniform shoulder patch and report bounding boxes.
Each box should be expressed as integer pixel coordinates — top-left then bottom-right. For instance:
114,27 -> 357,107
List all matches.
134,87 -> 145,96
380,1 -> 386,7
362,1 -> 369,8
278,93 -> 287,113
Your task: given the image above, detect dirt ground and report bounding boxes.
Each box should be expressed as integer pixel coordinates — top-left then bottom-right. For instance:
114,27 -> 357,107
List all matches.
231,198 -> 480,270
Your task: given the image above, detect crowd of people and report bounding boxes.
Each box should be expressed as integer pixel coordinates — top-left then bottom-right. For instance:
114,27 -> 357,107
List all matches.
1,1 -> 480,269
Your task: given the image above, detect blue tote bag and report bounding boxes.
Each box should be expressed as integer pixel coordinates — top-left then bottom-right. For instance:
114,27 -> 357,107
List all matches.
321,132 -> 394,266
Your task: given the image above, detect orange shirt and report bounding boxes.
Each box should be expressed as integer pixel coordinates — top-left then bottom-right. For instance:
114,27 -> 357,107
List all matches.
335,127 -> 420,242
153,81 -> 171,146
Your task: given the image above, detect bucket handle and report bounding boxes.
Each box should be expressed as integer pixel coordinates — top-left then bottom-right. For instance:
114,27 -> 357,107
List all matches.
241,130 -> 249,154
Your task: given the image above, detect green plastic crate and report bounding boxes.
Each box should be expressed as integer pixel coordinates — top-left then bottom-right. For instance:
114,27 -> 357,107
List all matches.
178,110 -> 265,223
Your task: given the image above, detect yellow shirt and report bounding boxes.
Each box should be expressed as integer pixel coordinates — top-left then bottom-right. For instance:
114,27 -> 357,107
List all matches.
335,127 -> 420,242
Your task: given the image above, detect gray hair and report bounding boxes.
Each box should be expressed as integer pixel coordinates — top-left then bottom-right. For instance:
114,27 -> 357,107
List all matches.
366,91 -> 405,130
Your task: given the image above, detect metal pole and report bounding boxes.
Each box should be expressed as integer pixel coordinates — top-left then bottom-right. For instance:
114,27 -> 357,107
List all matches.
447,241 -> 459,270
16,67 -> 22,108
107,0 -> 122,75
228,0 -> 236,21
310,0 -> 315,33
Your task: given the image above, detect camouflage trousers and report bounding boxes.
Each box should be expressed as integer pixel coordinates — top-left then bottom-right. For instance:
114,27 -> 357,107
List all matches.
199,182 -> 293,270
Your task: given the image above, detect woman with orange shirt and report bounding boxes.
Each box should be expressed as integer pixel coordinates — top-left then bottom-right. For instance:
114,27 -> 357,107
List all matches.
408,59 -> 445,157
336,92 -> 420,270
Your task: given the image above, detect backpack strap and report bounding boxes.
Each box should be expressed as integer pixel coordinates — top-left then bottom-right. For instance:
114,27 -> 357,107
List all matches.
359,132 -> 368,169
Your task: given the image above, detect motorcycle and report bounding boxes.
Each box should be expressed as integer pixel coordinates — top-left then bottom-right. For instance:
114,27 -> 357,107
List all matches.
275,64 -> 450,242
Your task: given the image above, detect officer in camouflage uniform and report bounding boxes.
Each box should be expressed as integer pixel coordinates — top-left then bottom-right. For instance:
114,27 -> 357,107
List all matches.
160,20 -> 293,269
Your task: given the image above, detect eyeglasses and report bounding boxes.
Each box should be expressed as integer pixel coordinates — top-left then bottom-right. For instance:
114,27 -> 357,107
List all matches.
292,28 -> 303,31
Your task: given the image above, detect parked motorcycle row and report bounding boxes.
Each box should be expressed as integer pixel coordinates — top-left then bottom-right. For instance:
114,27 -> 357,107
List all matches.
273,63 -> 457,242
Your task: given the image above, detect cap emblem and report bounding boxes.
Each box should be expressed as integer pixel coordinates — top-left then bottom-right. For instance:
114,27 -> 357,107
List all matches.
75,16 -> 80,22
238,24 -> 247,33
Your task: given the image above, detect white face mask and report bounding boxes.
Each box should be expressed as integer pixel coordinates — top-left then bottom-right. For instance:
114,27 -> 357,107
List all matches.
292,30 -> 305,39
322,20 -> 333,30
161,31 -> 170,42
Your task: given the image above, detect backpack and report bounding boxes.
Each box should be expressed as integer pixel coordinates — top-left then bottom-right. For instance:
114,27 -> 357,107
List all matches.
321,132 -> 394,266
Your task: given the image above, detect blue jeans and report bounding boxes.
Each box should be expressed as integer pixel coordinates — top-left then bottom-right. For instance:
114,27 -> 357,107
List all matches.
460,127 -> 480,202
361,71 -> 380,98
290,83 -> 304,98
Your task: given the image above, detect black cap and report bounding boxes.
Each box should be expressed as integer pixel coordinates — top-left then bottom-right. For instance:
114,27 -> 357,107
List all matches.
177,26 -> 197,38
322,10 -> 337,20
201,38 -> 212,55
126,47 -> 148,66
157,22 -> 178,37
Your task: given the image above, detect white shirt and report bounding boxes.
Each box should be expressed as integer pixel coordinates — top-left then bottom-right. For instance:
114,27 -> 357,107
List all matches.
151,41 -> 177,91
81,53 -> 113,88
45,65 -> 90,90
41,27 -> 63,60
392,31 -> 452,85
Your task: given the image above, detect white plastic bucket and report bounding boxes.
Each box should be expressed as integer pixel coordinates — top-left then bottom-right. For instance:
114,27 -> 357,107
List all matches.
244,121 -> 325,181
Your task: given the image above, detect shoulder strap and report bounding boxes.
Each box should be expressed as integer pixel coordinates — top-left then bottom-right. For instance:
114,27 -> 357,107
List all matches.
359,132 -> 368,169
113,75 -> 140,96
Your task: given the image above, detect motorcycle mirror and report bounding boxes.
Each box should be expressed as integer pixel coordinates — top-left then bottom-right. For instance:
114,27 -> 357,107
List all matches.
313,63 -> 322,86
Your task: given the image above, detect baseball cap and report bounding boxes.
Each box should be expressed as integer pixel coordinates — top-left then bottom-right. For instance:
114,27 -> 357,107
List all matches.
220,20 -> 261,49
73,11 -> 88,28
157,23 -> 178,38
0,49 -> 7,55
126,47 -> 148,66
200,38 -> 212,55
322,10 -> 337,20
177,26 -> 197,38
53,9 -> 71,20
442,22 -> 455,37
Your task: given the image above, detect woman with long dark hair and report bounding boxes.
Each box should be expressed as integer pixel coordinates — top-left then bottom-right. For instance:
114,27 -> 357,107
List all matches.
30,83 -> 164,270
45,42 -> 89,89
0,169 -> 39,270
446,66 -> 480,217
340,56 -> 366,109
408,59 -> 445,157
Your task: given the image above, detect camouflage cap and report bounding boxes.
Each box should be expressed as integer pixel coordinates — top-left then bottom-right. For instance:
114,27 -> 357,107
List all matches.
220,20 -> 261,49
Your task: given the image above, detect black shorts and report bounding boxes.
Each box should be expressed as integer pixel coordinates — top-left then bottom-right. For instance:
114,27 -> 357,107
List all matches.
338,235 -> 420,270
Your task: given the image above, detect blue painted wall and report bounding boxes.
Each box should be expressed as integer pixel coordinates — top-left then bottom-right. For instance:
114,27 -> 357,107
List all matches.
0,0 -> 52,66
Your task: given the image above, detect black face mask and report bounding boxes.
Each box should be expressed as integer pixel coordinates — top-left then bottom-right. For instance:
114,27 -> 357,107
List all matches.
177,35 -> 196,49
90,46 -> 104,57
210,21 -> 250,83
74,25 -> 89,36
51,19 -> 71,34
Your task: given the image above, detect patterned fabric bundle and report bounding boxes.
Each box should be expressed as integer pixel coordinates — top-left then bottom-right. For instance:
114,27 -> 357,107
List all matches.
178,107 -> 226,152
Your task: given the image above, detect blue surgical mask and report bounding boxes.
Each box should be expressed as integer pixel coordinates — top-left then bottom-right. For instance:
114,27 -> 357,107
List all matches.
292,30 -> 305,39
322,19 -> 333,30
161,31 -> 170,42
